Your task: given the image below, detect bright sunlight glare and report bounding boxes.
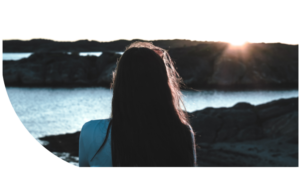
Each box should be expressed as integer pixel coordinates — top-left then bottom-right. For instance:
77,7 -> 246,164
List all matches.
228,40 -> 247,46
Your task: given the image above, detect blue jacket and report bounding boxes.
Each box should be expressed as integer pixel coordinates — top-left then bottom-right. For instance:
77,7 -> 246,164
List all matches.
79,119 -> 196,167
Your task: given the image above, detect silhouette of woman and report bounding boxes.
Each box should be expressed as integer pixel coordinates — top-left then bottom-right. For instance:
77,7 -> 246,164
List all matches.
79,42 -> 196,167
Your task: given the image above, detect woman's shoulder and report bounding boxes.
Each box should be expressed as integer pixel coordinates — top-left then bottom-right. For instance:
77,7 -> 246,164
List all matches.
82,118 -> 111,128
81,118 -> 111,136
79,118 -> 112,167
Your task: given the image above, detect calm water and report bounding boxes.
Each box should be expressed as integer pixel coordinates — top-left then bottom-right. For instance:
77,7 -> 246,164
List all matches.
2,52 -> 124,60
5,87 -> 298,139
2,53 -> 32,60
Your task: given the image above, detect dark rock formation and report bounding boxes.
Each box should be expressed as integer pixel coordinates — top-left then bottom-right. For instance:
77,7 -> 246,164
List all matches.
40,132 -> 80,157
39,97 -> 298,166
190,97 -> 298,166
3,39 -> 205,53
3,52 -> 119,87
3,42 -> 298,89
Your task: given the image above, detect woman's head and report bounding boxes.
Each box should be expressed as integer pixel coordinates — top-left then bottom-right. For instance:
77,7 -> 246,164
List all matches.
111,42 -> 187,125
110,42 -> 194,166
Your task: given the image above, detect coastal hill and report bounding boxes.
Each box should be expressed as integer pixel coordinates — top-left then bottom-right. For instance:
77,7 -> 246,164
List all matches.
3,39 -> 298,89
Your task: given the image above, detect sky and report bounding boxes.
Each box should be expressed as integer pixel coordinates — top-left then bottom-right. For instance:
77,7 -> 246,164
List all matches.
1,0 -> 299,45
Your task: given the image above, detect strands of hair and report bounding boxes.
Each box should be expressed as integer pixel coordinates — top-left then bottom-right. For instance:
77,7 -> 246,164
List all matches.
94,42 -> 195,167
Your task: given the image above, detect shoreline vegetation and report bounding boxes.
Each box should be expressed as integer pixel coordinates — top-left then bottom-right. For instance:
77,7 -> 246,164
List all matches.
39,97 -> 298,167
3,39 -> 298,90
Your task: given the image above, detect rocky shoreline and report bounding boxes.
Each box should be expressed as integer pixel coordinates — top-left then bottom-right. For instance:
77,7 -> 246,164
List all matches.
3,41 -> 298,90
39,97 -> 298,166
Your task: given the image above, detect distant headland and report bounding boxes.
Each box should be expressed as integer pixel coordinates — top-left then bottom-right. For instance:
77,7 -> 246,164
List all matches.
3,39 -> 298,90
3,39 -> 216,53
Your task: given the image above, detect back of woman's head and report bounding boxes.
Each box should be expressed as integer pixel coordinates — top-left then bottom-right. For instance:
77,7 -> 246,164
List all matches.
110,42 -> 195,166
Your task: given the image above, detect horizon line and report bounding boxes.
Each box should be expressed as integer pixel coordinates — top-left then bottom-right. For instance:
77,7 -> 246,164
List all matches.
2,38 -> 299,46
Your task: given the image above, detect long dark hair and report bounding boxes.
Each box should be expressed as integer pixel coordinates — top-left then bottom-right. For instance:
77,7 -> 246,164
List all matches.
94,42 -> 195,166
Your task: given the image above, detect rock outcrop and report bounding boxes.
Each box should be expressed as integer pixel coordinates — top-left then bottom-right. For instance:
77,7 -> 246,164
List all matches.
39,97 -> 298,166
190,97 -> 298,166
3,52 -> 119,87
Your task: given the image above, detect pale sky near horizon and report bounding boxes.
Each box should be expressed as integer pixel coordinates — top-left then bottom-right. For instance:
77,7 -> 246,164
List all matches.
1,0 -> 299,45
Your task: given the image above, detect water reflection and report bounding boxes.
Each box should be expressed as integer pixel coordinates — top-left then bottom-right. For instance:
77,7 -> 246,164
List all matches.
182,90 -> 298,112
79,52 -> 103,56
2,53 -> 32,60
2,52 -> 124,60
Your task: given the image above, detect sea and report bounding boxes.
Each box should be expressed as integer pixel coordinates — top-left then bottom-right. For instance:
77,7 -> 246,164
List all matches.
2,52 -> 124,61
2,52 -> 299,166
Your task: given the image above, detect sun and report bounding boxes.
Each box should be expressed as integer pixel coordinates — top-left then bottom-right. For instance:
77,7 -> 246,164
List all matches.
228,39 -> 247,46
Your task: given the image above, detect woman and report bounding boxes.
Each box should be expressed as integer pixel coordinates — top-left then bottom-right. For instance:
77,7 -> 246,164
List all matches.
79,42 -> 196,167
